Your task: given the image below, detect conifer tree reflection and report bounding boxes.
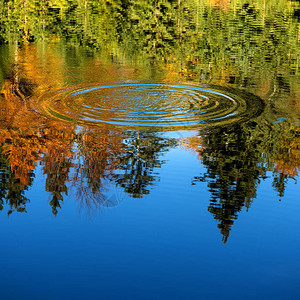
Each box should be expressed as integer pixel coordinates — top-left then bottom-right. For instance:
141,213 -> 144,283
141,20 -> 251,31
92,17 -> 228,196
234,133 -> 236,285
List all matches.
0,148 -> 32,215
43,152 -> 72,216
267,120 -> 300,198
193,123 -> 267,243
272,173 -> 287,199
115,131 -> 177,198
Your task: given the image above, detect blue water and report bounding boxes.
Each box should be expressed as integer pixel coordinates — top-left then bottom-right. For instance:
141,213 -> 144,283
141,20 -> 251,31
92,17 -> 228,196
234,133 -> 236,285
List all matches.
1,147 -> 299,300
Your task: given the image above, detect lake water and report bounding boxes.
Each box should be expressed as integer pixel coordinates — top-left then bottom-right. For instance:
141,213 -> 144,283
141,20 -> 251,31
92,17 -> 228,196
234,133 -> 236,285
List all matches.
0,1 -> 300,299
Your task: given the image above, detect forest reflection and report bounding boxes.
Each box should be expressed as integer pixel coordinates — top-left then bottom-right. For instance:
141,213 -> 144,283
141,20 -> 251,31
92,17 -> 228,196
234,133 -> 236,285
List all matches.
0,0 -> 300,243
187,121 -> 300,242
1,73 -> 299,243
0,77 -> 178,215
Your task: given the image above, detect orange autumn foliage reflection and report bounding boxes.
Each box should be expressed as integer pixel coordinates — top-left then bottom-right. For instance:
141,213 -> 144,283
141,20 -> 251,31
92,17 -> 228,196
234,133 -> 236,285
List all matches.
0,77 -> 124,214
180,135 -> 205,159
272,122 -> 300,178
0,80 -> 41,185
209,0 -> 231,12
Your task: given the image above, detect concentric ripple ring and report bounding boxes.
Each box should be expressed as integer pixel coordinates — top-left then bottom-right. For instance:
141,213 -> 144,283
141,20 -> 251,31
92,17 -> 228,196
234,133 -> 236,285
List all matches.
33,82 -> 264,130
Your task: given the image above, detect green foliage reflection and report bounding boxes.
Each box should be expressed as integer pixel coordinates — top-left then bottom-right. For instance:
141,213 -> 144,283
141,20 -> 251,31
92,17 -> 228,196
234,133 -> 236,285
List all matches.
190,119 -> 300,243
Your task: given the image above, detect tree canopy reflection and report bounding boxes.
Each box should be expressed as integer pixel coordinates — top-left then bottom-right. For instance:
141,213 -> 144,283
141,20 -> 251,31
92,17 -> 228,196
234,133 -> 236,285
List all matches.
187,120 -> 300,243
0,76 -> 179,215
115,131 -> 177,198
191,124 -> 266,243
0,0 -> 299,243
1,72 -> 299,243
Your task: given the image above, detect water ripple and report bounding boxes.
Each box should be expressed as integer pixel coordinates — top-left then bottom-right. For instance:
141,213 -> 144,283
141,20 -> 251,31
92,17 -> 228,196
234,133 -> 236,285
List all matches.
33,82 -> 264,130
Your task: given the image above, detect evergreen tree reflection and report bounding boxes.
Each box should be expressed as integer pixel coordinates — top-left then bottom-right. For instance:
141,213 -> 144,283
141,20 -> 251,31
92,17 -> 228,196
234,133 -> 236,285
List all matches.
193,123 -> 267,243
0,148 -> 32,215
43,146 -> 73,217
115,131 -> 177,198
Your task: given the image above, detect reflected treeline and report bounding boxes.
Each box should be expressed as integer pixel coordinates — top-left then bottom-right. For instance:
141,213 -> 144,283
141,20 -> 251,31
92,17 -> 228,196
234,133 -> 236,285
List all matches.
0,147 -> 33,215
186,120 -> 300,243
0,1 -> 300,241
1,1 -> 300,75
1,1 -> 299,67
1,1 -> 300,116
2,75 -> 299,241
0,78 -> 177,215
0,61 -> 299,243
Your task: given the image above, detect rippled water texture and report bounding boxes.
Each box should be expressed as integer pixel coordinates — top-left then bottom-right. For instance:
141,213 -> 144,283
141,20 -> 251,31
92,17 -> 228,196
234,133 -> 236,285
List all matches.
34,82 -> 263,130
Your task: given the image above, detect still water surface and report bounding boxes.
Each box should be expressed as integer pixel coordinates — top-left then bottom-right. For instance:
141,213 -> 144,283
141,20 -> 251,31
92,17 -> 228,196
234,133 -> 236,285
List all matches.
0,1 -> 300,299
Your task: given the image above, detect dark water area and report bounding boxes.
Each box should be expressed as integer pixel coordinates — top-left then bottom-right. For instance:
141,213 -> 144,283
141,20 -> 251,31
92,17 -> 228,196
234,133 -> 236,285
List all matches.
0,1 -> 300,299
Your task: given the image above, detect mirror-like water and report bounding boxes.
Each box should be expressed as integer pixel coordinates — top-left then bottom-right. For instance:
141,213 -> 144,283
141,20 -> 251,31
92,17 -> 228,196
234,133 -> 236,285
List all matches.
0,1 -> 300,299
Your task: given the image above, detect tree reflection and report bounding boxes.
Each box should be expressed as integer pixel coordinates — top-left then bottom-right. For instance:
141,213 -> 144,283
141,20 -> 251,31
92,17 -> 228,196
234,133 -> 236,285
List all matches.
0,51 -> 178,214
191,124 -> 266,243
0,75 -> 38,215
187,119 -> 300,243
72,127 -> 124,212
0,148 -> 32,215
0,2 -> 300,242
267,120 -> 300,198
0,71 -> 300,247
41,127 -> 75,216
115,131 -> 177,198
0,75 -> 178,215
